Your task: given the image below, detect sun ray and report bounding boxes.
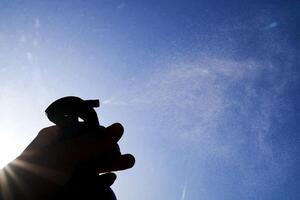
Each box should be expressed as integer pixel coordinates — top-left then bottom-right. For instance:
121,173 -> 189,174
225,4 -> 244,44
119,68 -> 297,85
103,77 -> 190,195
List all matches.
3,165 -> 32,199
9,159 -> 68,185
0,169 -> 13,200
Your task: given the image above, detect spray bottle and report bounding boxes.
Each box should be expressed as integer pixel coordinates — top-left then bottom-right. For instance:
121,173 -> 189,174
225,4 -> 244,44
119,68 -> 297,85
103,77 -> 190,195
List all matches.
45,96 -> 117,199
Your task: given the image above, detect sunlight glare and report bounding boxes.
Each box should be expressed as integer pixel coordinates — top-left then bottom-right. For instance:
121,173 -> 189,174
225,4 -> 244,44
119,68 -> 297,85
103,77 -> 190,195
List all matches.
0,138 -> 21,169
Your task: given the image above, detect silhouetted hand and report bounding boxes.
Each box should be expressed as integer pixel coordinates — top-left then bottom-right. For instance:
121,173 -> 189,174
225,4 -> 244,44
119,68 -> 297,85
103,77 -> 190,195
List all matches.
0,123 -> 135,200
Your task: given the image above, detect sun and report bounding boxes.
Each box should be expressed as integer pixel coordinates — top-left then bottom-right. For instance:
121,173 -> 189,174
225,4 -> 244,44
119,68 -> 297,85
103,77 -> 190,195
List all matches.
0,139 -> 21,169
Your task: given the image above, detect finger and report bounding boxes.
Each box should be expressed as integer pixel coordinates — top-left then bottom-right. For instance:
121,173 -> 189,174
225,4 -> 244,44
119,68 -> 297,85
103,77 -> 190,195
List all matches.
97,173 -> 117,187
105,123 -> 124,143
97,154 -> 135,173
24,123 -> 126,166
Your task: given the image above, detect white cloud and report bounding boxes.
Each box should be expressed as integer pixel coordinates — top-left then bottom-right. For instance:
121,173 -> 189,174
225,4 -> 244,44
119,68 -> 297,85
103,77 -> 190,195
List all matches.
102,98 -> 128,105
20,35 -> 26,43
117,2 -> 126,9
35,18 -> 40,29
264,21 -> 279,30
123,55 -> 291,192
26,52 -> 33,61
33,39 -> 39,46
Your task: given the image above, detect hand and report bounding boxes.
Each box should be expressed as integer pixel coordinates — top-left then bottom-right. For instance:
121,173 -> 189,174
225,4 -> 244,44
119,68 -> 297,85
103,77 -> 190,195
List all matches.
0,123 -> 135,200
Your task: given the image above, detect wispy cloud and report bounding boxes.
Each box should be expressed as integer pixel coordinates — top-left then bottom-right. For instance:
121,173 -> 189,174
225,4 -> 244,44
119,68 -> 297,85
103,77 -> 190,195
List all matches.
122,54 -> 292,192
264,21 -> 279,30
20,35 -> 26,43
26,52 -> 33,62
117,2 -> 126,9
35,18 -> 40,30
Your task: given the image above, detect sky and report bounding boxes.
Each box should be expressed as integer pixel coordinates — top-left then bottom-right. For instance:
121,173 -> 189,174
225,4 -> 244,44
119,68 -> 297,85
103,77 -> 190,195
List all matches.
0,0 -> 299,199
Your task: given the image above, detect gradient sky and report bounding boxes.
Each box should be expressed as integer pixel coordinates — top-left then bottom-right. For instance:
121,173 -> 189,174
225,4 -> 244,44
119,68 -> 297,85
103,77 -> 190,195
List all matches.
0,0 -> 299,199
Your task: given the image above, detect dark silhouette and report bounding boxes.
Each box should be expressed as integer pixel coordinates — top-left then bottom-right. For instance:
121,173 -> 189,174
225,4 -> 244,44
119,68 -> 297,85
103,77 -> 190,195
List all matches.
0,96 -> 135,200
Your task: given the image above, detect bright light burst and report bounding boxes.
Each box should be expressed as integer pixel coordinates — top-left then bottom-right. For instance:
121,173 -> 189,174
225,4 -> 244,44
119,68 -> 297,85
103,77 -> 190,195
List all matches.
0,139 -> 21,169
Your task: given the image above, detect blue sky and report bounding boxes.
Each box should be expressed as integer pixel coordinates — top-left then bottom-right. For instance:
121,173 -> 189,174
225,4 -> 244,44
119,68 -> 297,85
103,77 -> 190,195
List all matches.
0,0 -> 299,199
